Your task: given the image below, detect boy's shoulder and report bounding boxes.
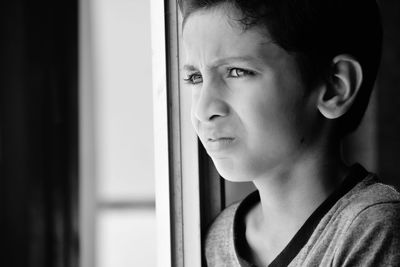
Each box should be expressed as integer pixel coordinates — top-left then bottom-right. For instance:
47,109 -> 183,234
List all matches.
332,173 -> 400,237
293,173 -> 400,266
207,201 -> 240,234
204,201 -> 241,266
326,174 -> 400,266
333,173 -> 400,221
204,190 -> 260,266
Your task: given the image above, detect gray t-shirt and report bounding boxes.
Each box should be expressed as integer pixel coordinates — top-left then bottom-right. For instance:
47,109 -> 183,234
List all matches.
205,165 -> 400,266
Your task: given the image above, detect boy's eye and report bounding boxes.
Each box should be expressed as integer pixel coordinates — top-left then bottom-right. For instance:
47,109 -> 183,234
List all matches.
228,68 -> 253,78
184,73 -> 203,85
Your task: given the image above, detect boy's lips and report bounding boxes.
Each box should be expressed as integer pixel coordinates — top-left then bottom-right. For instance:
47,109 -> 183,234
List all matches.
207,137 -> 235,142
204,136 -> 236,152
200,127 -> 235,141
198,126 -> 238,152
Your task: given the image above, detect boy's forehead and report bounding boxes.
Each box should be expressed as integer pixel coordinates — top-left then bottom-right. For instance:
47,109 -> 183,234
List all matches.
182,8 -> 285,69
183,8 -> 240,41
183,12 -> 287,70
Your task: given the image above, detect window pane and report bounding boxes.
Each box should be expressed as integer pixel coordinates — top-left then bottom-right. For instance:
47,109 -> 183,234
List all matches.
91,0 -> 154,201
97,210 -> 156,267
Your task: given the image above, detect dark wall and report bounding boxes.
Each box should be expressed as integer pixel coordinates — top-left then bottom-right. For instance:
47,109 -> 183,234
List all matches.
0,1 -> 78,267
377,0 -> 400,187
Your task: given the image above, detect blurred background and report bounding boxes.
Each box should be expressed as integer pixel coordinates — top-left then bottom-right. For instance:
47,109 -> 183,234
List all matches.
0,0 -> 399,267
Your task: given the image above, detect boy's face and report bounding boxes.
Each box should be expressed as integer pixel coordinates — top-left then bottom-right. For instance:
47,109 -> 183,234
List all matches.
182,7 -> 321,182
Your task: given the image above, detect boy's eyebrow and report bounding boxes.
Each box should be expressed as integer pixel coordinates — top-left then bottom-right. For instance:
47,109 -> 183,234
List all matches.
211,56 -> 259,67
183,56 -> 261,71
183,64 -> 198,72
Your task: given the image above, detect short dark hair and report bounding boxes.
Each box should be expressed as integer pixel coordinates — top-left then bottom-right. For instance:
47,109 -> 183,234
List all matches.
178,0 -> 382,136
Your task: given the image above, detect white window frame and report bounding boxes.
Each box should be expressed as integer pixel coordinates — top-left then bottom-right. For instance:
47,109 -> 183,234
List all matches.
150,0 -> 173,266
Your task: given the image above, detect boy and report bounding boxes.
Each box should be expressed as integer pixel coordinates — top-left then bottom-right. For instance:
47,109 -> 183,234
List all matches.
179,0 -> 400,266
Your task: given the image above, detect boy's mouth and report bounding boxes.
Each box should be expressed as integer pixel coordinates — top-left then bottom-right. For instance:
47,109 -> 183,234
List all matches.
204,137 -> 236,152
207,137 -> 235,142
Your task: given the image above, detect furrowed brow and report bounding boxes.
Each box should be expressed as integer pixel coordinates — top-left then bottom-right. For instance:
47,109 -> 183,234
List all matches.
183,55 -> 263,71
209,56 -> 260,68
183,64 -> 198,72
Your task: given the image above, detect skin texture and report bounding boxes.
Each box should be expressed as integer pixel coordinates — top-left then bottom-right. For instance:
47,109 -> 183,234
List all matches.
182,4 -> 359,266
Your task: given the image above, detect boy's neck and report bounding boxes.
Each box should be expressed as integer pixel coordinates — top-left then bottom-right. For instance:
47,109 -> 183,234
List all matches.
247,144 -> 349,265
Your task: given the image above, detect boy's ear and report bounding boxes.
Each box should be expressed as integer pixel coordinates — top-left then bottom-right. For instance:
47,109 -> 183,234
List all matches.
317,55 -> 363,119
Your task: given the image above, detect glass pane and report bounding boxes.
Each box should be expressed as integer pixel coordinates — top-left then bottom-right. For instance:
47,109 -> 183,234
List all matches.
91,0 -> 154,201
97,210 -> 156,267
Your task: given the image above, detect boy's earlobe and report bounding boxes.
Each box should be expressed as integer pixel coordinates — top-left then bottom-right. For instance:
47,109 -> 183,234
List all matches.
317,55 -> 363,119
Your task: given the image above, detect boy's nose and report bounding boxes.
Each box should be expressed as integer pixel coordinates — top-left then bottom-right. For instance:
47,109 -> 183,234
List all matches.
193,82 -> 229,122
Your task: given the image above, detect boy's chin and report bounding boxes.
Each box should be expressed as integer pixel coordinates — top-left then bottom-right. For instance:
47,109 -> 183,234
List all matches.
212,158 -> 254,183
